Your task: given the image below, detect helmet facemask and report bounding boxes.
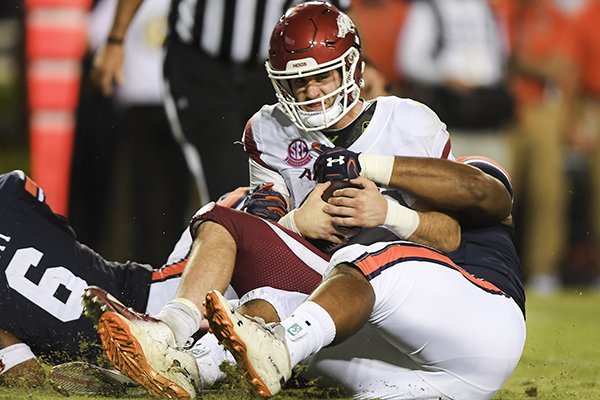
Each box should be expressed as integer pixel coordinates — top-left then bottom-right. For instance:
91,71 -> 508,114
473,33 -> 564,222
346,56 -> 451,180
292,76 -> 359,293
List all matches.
267,46 -> 363,132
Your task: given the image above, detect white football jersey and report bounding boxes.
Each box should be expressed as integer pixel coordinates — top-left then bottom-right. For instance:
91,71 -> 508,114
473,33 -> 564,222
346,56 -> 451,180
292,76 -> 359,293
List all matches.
243,96 -> 454,208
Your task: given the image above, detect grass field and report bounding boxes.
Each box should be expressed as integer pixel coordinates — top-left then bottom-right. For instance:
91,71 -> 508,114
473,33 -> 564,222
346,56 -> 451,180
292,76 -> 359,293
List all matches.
1,143 -> 599,399
1,289 -> 599,399
495,289 -> 600,400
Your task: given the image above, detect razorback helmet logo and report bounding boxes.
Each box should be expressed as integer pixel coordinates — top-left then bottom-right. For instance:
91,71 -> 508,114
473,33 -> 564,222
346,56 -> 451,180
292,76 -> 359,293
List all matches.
336,13 -> 355,38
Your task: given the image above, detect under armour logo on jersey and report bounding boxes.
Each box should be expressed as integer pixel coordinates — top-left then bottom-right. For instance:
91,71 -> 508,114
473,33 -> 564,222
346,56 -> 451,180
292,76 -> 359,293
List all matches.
326,155 -> 346,167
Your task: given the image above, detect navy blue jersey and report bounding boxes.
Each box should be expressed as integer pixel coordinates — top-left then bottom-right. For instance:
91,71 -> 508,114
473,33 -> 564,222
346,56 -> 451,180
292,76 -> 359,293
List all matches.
0,171 -> 153,363
447,224 -> 525,317
451,156 -> 525,317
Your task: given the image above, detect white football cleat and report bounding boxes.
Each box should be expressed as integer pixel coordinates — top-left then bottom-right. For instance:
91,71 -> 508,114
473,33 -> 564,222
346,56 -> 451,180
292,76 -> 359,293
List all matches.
82,286 -> 201,399
97,311 -> 201,399
82,286 -> 151,328
204,290 -> 292,397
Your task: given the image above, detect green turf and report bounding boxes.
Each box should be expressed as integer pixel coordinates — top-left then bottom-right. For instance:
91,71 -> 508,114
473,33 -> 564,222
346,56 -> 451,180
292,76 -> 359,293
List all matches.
1,289 -> 599,399
495,289 -> 600,400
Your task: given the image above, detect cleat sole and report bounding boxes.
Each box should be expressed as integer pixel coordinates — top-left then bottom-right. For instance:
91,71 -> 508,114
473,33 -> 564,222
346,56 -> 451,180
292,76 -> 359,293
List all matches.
97,312 -> 191,399
204,291 -> 273,398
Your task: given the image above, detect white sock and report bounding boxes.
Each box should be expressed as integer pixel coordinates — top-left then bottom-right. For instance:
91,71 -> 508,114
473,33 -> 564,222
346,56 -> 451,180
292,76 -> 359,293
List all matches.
156,298 -> 202,348
189,333 -> 235,387
281,301 -> 336,367
0,343 -> 36,375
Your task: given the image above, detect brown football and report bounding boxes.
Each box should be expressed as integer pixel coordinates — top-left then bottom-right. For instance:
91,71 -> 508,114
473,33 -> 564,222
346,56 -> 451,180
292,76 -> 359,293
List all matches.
321,180 -> 361,201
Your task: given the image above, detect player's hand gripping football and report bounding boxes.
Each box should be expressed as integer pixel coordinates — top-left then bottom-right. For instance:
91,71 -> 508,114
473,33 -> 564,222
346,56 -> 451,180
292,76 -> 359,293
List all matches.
322,176 -> 388,230
311,143 -> 388,230
294,183 -> 358,245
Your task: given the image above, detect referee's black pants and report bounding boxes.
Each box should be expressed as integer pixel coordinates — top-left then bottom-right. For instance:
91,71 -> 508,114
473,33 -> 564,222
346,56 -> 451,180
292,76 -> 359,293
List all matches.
163,39 -> 276,203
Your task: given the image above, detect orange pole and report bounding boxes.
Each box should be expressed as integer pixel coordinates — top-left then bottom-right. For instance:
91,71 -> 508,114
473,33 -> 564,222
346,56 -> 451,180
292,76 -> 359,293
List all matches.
25,0 -> 91,216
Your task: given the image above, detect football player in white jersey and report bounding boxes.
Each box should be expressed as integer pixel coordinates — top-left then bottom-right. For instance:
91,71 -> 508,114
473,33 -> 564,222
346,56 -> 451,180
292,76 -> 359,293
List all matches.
89,2 -> 524,399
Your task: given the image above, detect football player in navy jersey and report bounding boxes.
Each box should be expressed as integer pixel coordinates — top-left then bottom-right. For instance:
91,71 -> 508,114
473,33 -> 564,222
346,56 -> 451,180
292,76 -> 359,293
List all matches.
205,153 -> 526,400
87,155 -> 525,399
0,171 -> 151,369
0,149 -> 525,398
0,170 -> 246,386
0,166 -> 329,388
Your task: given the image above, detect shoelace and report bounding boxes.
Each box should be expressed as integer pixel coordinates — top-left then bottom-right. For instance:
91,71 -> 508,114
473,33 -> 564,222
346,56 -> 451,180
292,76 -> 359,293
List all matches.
245,316 -> 286,343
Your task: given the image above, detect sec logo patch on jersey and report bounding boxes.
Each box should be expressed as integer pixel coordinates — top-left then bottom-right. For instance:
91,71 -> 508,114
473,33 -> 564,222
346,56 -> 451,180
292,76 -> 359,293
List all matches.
285,139 -> 313,167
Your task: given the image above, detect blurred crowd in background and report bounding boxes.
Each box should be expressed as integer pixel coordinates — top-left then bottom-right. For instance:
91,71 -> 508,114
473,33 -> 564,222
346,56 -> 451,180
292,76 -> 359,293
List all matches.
0,0 -> 599,297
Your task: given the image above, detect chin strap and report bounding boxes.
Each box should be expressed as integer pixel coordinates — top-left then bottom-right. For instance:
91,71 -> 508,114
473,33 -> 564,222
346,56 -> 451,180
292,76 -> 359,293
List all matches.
297,96 -> 345,130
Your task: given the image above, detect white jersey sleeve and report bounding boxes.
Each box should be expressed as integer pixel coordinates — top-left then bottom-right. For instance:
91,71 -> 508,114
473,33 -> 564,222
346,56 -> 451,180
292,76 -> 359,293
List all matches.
249,158 -> 290,197
349,96 -> 453,160
243,105 -> 327,207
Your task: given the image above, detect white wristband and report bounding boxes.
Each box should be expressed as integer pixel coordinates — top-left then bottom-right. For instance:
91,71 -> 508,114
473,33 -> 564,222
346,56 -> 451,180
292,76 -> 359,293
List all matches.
384,199 -> 420,239
0,343 -> 36,375
358,153 -> 394,185
278,209 -> 300,234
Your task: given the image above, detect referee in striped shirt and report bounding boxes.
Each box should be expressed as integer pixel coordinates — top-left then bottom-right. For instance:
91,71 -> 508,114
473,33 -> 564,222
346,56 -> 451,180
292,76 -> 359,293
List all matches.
92,0 -> 350,206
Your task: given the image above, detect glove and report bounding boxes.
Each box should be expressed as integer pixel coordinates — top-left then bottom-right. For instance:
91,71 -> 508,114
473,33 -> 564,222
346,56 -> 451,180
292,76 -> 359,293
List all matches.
312,142 -> 361,183
242,183 -> 287,222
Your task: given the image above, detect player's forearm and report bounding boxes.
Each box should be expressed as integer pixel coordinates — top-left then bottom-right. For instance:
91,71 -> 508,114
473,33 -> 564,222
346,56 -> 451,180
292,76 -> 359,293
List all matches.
0,329 -> 21,348
407,210 -> 461,253
391,157 -> 504,207
361,155 -> 511,226
108,0 -> 145,40
381,197 -> 460,252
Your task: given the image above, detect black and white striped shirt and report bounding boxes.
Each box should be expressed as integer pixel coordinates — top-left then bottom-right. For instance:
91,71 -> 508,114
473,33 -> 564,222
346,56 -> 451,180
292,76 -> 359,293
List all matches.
168,0 -> 350,64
